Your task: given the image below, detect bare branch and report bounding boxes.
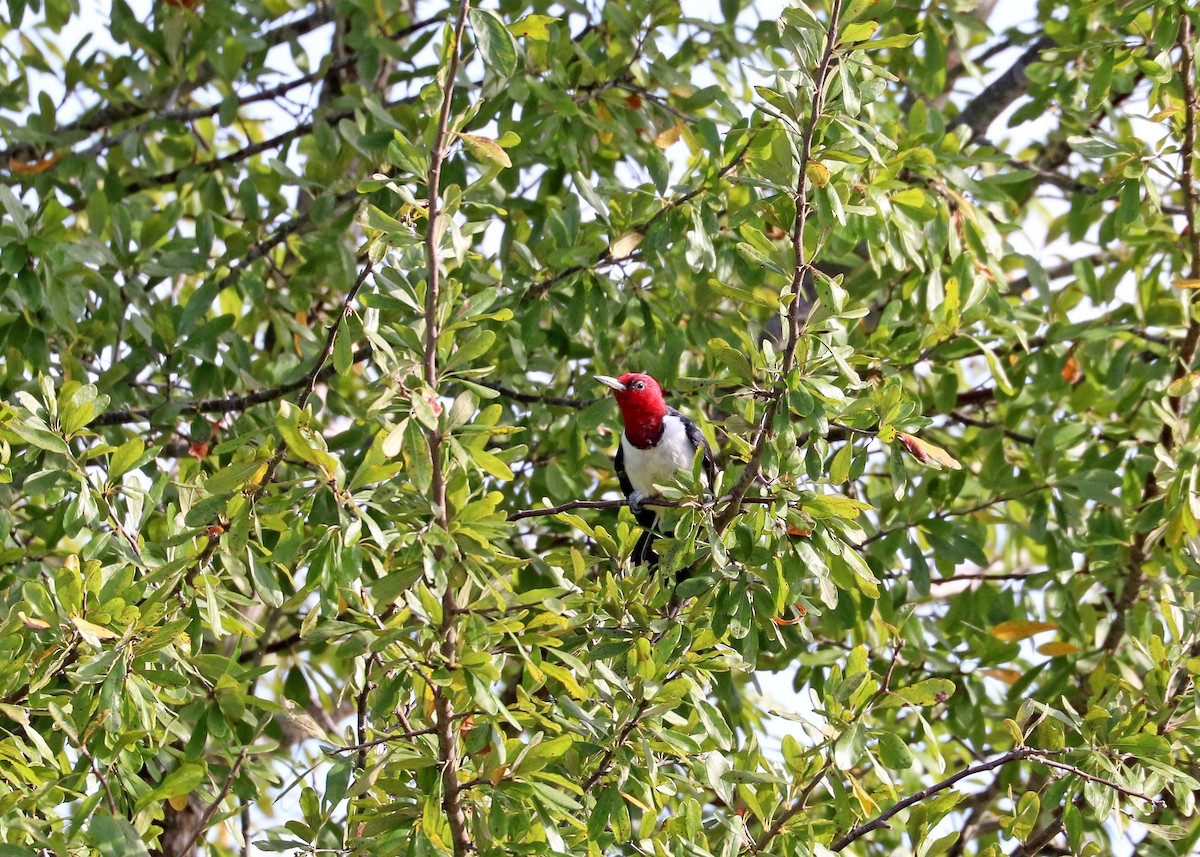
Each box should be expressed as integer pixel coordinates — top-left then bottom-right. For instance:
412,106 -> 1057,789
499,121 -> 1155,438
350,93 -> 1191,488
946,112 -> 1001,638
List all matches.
169,724 -> 265,857
831,748 -> 1037,851
1034,756 -> 1162,806
860,486 -> 1053,547
948,36 -> 1054,140
95,342 -> 374,429
508,494 -> 775,522
477,380 -> 599,409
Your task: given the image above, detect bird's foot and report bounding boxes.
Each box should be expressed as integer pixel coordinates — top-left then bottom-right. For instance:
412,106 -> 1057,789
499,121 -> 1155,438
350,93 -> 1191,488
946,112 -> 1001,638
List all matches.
628,491 -> 647,513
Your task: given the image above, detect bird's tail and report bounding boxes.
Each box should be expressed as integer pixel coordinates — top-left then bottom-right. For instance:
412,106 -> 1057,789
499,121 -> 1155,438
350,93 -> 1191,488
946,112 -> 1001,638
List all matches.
632,507 -> 665,570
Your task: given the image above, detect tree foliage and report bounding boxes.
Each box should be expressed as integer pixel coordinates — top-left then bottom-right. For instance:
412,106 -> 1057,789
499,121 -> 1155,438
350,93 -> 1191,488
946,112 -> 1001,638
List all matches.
1,0 -> 1199,855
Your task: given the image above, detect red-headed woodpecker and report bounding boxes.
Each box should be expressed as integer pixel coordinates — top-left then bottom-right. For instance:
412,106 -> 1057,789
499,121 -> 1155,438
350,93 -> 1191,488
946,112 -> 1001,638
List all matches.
595,372 -> 716,567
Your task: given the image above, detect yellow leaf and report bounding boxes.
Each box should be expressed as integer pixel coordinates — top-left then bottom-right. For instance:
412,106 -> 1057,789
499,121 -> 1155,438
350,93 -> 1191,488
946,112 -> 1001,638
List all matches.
806,161 -> 830,187
990,620 -> 1057,642
1167,371 -> 1200,397
619,789 -> 651,811
167,794 -> 190,811
18,611 -> 50,630
609,230 -> 643,260
654,125 -> 681,148
1037,641 -> 1081,657
848,773 -> 879,815
71,616 -> 119,640
1172,278 -> 1200,289
456,133 -> 512,169
896,432 -> 961,470
979,668 -> 1023,685
507,13 -> 559,40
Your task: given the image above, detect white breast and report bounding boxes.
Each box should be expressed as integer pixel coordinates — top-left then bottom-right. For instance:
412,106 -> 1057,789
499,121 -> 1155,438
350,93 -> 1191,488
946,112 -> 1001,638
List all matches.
621,415 -> 698,496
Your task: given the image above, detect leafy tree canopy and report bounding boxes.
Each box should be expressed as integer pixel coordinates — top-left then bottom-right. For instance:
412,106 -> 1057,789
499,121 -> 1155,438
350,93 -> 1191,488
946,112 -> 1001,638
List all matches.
1,0 -> 1199,855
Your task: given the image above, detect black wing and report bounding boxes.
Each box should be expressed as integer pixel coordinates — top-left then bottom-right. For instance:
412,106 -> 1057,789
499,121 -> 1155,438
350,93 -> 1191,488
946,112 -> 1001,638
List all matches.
670,407 -> 717,487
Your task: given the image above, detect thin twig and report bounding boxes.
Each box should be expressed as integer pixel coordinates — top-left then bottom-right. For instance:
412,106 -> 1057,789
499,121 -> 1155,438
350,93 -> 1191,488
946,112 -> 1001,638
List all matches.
948,410 -> 1035,444
860,485 -> 1053,547
713,0 -> 844,535
582,699 -> 650,791
477,380 -> 599,409
0,8 -> 337,163
508,494 -> 776,521
831,748 -> 1037,851
1033,755 -> 1162,806
94,345 -> 374,427
424,5 -> 473,855
522,129 -> 758,301
753,760 -> 833,850
169,723 -> 265,857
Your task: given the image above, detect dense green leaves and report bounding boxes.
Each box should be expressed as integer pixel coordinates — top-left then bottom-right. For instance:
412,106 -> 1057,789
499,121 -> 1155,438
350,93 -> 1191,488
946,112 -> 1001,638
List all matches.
1,0 -> 1200,855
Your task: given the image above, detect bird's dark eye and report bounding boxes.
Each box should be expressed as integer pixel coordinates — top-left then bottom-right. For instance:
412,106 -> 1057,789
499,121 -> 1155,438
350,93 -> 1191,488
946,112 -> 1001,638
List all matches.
633,381 -> 645,390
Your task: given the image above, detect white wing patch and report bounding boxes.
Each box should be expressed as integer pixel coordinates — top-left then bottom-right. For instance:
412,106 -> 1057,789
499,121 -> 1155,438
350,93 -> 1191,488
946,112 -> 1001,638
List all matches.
620,415 -> 698,497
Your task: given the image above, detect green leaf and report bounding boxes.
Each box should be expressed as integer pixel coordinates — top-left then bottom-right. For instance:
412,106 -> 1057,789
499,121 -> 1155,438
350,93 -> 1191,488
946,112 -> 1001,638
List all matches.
136,762 -> 208,810
457,133 -> 512,169
109,438 -> 146,480
508,14 -> 559,40
830,441 -> 853,484
471,447 -> 514,481
877,732 -> 914,769
894,678 -> 955,706
89,813 -> 152,857
469,8 -> 519,78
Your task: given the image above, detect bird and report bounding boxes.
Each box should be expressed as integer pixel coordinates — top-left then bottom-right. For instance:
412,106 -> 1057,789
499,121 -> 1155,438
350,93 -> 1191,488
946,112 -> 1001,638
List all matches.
594,372 -> 716,568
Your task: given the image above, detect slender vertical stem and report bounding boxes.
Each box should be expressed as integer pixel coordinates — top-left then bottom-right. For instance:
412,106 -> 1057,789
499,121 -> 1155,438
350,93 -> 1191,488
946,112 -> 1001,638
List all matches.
715,0 -> 844,532
424,4 -> 472,856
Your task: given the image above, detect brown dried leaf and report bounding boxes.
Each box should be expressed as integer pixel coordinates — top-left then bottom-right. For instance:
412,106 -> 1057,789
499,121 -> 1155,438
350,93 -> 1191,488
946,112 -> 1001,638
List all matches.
9,152 -> 61,174
1061,353 -> 1084,385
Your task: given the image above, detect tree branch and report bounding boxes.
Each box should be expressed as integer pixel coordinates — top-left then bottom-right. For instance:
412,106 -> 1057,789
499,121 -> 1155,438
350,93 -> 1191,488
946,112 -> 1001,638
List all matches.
169,722 -> 265,857
82,15 -> 445,159
477,380 -> 599,409
522,128 -> 758,301
831,748 -> 1037,851
582,698 -> 649,791
860,486 -> 1053,547
713,0 -> 843,534
1,6 -> 337,164
947,36 -> 1054,140
95,343 -> 374,428
1034,756 -> 1162,806
1095,11 -> 1200,664
424,5 -> 473,855
507,494 -> 775,522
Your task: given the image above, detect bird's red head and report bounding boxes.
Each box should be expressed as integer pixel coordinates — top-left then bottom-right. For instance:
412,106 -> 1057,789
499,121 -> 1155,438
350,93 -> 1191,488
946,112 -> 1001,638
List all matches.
595,372 -> 668,447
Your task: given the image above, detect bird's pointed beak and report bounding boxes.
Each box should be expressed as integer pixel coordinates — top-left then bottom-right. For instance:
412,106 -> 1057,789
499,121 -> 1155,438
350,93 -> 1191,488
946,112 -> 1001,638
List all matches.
594,375 -> 627,392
